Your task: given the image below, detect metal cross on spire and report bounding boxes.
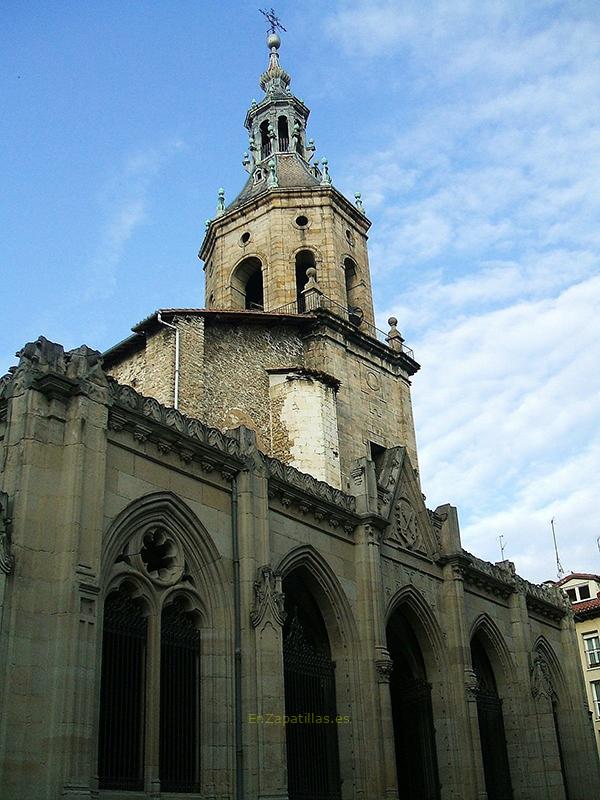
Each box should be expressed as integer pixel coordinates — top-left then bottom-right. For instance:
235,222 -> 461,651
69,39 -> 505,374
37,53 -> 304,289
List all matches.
260,7 -> 287,34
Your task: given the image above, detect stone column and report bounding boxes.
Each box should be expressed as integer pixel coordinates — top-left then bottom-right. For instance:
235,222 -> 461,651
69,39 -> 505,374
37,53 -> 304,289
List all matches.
508,589 -> 562,799
234,427 -> 288,800
0,340 -> 110,800
251,565 -> 288,800
354,512 -> 399,800
439,555 -> 487,800
436,506 -> 486,800
374,650 -> 399,799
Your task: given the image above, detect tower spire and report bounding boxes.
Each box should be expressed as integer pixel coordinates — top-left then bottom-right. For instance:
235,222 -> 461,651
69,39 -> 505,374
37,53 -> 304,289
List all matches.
259,30 -> 291,95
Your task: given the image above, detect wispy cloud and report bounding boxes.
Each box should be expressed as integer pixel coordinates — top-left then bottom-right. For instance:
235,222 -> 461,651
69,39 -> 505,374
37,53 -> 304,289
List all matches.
327,1 -> 600,581
84,139 -> 184,300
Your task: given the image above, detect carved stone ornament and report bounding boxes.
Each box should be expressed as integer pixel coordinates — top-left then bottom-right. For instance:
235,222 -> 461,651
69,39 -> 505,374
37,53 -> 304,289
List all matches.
464,668 -> 479,700
250,565 -> 286,628
0,492 -> 15,575
116,525 -> 184,587
390,497 -> 425,552
531,652 -> 554,702
375,656 -> 394,684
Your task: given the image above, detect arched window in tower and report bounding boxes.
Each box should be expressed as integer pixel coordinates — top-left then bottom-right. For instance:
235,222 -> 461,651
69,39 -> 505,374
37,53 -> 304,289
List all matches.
343,257 -> 363,323
282,570 -> 342,800
98,587 -> 148,791
386,609 -> 441,800
231,257 -> 264,310
295,250 -> 316,312
471,637 -> 514,800
159,597 -> 201,793
278,115 -> 289,151
260,120 -> 271,160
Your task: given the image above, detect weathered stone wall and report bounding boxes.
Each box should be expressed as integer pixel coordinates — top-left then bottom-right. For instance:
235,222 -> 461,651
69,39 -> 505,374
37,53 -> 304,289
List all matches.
269,371 -> 341,487
202,321 -> 304,451
106,341 -> 146,389
304,326 -> 420,483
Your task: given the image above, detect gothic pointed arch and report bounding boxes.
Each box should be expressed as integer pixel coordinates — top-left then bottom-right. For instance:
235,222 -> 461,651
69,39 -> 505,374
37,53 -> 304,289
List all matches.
531,635 -> 572,798
99,491 -> 233,795
470,613 -> 515,683
531,635 -> 568,702
276,543 -> 359,647
470,615 -> 514,800
276,544 -> 361,800
386,584 -> 447,673
102,490 -> 230,624
386,585 -> 444,800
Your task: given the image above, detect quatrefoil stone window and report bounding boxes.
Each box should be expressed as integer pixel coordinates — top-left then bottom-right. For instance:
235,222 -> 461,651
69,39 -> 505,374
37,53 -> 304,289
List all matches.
138,526 -> 182,585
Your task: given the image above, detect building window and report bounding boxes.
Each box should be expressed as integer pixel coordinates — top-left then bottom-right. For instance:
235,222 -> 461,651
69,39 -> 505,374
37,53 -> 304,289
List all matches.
295,249 -> 316,311
160,598 -> 201,792
584,634 -> 600,668
592,682 -> 600,719
98,588 -> 148,790
566,583 -> 591,602
260,120 -> 271,160
278,115 -> 289,151
231,256 -> 264,310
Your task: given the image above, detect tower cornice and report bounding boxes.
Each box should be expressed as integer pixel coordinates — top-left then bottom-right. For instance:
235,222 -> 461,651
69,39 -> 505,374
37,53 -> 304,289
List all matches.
199,185 -> 371,263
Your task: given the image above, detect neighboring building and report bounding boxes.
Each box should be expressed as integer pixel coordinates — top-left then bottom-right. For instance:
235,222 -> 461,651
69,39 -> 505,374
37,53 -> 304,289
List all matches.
1,31 -> 599,800
556,573 -> 600,757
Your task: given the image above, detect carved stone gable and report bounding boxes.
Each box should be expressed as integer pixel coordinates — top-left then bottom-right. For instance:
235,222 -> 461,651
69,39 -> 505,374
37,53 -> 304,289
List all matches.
379,451 -> 439,559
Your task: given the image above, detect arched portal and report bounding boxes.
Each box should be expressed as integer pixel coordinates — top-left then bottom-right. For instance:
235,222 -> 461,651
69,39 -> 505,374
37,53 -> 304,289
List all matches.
471,636 -> 513,800
386,608 -> 440,800
231,257 -> 264,310
282,569 -> 341,800
295,250 -> 316,311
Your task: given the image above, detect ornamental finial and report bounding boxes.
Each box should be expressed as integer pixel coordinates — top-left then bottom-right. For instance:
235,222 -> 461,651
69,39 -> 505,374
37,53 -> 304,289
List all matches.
259,8 -> 290,93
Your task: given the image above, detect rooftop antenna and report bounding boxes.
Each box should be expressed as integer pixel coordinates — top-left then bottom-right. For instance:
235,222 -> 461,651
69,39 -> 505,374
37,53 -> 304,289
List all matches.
260,7 -> 287,35
498,534 -> 506,561
550,517 -> 565,579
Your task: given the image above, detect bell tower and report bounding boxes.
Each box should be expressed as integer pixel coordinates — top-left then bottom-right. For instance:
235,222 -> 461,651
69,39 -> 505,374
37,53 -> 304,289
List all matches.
199,32 -> 376,328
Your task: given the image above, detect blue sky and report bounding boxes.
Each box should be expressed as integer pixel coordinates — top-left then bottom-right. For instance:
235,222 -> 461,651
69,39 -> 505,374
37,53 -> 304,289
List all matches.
2,1 -> 599,582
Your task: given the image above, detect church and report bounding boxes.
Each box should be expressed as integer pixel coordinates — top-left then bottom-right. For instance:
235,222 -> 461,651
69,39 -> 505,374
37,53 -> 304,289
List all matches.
1,29 -> 599,800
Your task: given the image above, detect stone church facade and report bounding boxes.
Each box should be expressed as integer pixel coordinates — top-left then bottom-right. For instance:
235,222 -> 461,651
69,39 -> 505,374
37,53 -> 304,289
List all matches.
1,32 -> 599,800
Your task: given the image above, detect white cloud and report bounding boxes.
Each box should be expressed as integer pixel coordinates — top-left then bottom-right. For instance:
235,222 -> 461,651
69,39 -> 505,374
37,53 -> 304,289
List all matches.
328,1 -> 600,581
84,138 -> 184,300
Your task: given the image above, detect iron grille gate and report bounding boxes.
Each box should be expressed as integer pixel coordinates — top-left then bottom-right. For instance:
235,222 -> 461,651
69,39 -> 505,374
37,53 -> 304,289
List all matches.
476,691 -> 513,800
391,677 -> 441,800
98,592 -> 147,790
283,616 -> 342,800
159,601 -> 201,793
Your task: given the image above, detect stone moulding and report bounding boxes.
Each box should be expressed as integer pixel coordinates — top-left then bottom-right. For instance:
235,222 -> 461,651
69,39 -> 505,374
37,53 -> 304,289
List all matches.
516,575 -> 568,623
265,456 -> 358,535
107,380 -> 244,479
461,550 -> 517,600
458,549 -> 567,620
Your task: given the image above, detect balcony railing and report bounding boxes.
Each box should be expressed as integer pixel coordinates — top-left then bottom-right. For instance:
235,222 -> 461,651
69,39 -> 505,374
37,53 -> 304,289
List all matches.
268,294 -> 415,359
